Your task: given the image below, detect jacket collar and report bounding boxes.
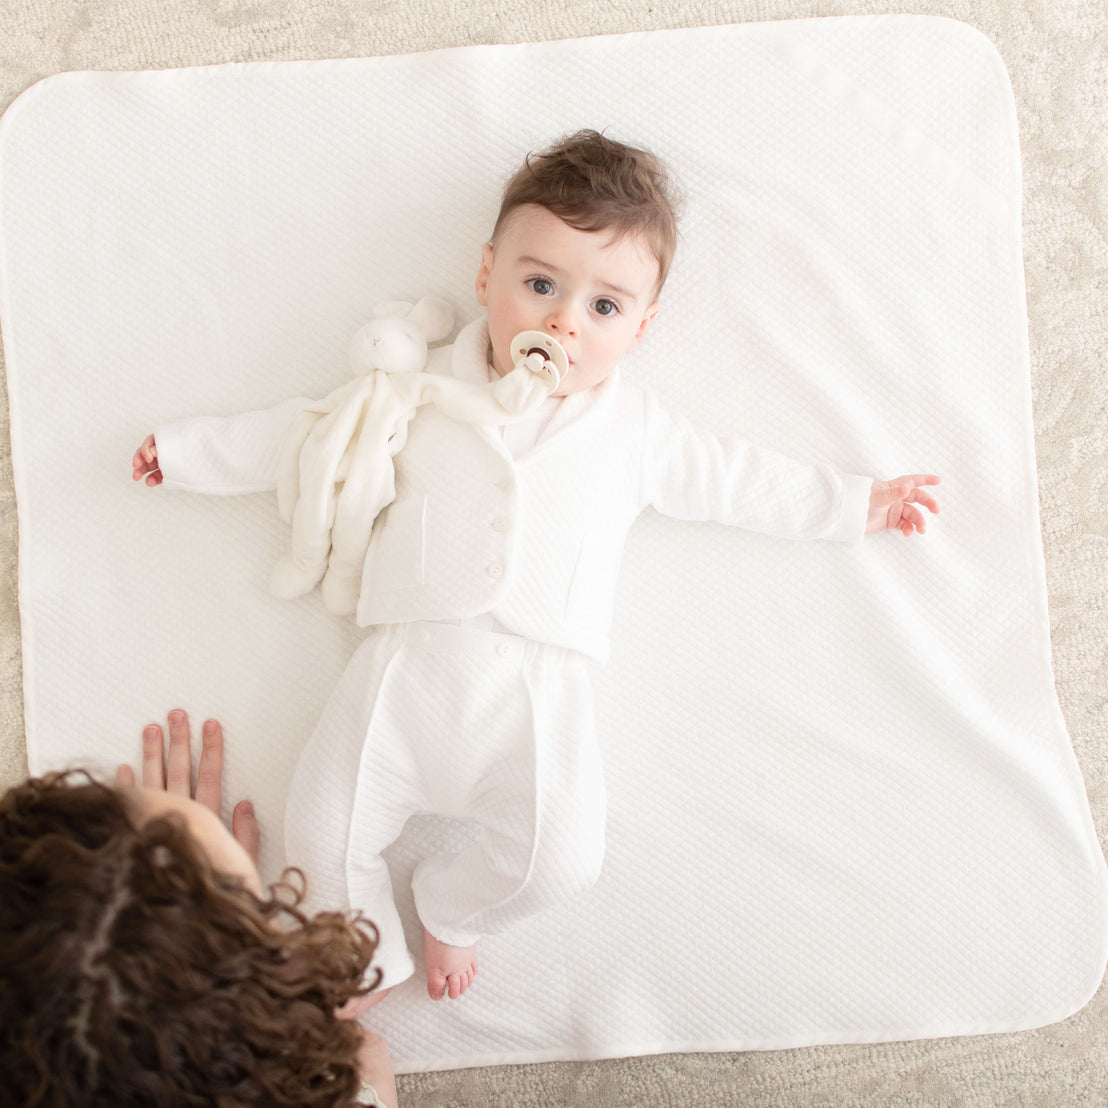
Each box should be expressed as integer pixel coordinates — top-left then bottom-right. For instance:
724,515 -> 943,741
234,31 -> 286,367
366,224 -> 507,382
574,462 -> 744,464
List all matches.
451,315 -> 498,384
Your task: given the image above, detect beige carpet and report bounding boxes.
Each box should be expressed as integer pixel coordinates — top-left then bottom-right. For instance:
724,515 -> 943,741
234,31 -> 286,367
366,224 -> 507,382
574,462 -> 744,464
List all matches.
1,1 -> 1104,1104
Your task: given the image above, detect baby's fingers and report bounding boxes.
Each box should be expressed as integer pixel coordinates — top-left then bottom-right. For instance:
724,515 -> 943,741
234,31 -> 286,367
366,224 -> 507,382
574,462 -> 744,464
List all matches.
909,488 -> 940,515
899,503 -> 927,536
132,434 -> 163,485
887,473 -> 940,496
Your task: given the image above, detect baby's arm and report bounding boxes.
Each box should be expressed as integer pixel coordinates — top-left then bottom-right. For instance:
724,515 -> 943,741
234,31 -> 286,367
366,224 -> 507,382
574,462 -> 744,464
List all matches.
640,395 -> 940,543
865,475 -> 941,537
639,394 -> 872,542
129,397 -> 312,495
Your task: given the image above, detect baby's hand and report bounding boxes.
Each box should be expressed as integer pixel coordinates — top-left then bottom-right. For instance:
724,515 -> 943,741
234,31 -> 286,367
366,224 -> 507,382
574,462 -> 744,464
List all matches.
866,474 -> 940,537
132,433 -> 162,486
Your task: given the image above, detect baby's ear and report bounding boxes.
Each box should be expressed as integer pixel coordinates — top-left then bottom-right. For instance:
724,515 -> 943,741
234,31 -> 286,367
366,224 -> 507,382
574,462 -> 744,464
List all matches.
475,243 -> 494,305
629,302 -> 659,350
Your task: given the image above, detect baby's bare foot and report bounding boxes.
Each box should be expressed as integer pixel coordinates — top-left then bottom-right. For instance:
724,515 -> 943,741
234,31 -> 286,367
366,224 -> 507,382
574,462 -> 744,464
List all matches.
423,928 -> 477,1000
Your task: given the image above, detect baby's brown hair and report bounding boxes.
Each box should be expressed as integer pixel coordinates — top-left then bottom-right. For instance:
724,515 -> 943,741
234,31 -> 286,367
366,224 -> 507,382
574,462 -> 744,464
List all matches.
491,129 -> 681,294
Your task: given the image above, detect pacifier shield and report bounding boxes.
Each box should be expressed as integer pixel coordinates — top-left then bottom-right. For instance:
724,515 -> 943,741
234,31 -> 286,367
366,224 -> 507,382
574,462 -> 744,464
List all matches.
510,330 -> 569,387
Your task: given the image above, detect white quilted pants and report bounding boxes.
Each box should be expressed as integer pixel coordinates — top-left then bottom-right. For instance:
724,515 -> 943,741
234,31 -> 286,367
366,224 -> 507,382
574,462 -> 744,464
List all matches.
284,621 -> 606,989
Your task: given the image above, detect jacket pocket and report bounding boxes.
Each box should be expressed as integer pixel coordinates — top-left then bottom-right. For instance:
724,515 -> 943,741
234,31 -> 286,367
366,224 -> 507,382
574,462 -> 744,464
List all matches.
364,496 -> 426,593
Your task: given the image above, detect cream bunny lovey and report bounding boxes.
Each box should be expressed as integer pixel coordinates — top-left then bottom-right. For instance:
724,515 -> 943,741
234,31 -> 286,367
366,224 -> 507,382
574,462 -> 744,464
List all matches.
271,297 -> 562,616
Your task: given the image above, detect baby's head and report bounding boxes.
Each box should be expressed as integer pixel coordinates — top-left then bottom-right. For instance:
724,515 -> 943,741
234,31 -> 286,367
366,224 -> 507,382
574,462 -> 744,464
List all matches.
477,130 -> 681,395
492,130 -> 680,295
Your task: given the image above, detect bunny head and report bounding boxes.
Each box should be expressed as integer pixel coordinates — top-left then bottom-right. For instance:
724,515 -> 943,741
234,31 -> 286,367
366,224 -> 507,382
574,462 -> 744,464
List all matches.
348,296 -> 456,376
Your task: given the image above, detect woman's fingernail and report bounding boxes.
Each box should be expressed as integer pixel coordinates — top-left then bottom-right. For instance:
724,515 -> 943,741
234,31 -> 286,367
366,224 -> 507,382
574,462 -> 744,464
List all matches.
143,725 -> 159,741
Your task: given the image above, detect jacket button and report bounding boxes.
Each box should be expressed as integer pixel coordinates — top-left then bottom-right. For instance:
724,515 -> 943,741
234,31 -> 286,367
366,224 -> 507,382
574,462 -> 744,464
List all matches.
490,517 -> 508,532
487,562 -> 504,579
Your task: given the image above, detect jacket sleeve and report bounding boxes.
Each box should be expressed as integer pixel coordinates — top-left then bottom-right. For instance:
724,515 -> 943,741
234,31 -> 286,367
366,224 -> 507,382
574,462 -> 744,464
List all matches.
153,396 -> 312,495
638,390 -> 872,543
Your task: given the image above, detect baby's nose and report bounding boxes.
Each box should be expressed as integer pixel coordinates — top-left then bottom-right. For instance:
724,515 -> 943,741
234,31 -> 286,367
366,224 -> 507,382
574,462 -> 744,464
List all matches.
544,305 -> 579,336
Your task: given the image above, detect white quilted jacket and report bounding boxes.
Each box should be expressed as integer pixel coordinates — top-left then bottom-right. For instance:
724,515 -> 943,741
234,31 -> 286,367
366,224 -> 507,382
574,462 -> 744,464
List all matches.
155,316 -> 872,660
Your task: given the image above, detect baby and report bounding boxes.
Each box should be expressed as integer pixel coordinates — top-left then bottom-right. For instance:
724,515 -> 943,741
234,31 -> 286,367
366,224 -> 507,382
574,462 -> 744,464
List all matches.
132,130 -> 939,1003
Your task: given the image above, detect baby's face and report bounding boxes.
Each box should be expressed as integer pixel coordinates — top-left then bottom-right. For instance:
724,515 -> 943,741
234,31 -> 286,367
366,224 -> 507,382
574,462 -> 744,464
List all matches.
476,204 -> 659,396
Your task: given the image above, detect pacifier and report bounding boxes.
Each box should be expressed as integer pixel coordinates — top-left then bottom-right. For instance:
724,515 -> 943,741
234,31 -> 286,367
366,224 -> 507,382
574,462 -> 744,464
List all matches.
510,331 -> 569,390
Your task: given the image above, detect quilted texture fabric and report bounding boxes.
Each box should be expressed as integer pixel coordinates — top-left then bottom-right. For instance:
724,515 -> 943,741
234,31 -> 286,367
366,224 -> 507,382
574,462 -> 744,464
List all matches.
1,16 -> 1104,1073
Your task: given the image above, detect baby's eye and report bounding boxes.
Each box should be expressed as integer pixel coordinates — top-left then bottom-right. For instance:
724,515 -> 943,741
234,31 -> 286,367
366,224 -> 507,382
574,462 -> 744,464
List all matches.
528,277 -> 555,296
592,298 -> 620,317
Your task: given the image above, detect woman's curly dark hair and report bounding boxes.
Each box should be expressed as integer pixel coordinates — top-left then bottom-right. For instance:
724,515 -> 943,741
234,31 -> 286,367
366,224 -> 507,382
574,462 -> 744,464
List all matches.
0,771 -> 381,1108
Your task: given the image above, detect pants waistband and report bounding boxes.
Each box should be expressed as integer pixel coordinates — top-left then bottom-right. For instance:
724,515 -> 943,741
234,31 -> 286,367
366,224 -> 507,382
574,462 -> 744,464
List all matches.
371,621 -> 590,673
375,619 -> 531,663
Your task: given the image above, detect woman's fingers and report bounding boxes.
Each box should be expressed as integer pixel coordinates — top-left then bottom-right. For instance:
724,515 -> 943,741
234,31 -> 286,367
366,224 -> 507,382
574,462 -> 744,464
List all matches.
232,799 -> 260,863
165,709 -> 192,795
194,719 -> 224,814
141,723 -> 166,789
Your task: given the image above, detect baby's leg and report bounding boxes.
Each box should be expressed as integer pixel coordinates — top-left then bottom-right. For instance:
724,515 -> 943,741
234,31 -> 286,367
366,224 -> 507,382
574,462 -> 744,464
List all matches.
285,628 -> 425,992
412,642 -> 606,993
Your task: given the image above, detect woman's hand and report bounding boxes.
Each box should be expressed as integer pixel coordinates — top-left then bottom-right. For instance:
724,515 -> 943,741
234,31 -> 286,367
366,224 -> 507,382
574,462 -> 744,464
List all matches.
356,1028 -> 399,1108
116,709 -> 259,862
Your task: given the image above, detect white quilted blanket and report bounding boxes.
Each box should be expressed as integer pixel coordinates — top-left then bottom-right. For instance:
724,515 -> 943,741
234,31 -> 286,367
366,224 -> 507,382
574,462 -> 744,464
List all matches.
1,16 -> 1104,1072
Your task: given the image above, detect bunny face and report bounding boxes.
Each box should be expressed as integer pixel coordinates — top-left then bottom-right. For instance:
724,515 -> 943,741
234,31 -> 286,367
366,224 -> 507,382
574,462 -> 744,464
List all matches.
348,317 -> 428,375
